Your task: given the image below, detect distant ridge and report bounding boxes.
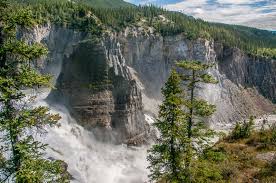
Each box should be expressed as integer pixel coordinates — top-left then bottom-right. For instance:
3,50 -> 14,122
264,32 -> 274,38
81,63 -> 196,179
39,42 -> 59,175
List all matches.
15,0 -> 133,8
82,0 -> 133,8
13,0 -> 276,59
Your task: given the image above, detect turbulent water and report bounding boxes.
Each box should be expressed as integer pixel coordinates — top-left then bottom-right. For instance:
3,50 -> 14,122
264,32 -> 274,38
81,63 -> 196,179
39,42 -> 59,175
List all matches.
32,90 -> 149,183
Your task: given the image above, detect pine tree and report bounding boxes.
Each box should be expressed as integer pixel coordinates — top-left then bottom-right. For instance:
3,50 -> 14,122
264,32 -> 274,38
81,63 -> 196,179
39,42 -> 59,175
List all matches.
177,61 -> 217,137
148,63 -> 218,183
147,70 -> 189,183
0,1 -> 69,182
177,60 -> 217,181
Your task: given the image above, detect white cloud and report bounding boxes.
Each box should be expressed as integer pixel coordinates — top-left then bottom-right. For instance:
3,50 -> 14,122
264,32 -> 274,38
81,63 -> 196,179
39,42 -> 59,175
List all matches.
126,0 -> 276,30
164,0 -> 276,30
216,0 -> 259,4
194,8 -> 204,14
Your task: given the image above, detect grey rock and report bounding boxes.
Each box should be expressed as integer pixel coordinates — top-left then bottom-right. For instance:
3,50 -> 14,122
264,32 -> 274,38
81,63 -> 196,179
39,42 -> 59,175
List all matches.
23,25 -> 276,143
256,152 -> 276,162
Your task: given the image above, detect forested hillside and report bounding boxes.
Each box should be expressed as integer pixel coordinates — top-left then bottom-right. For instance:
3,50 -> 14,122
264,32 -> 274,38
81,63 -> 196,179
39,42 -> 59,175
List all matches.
81,0 -> 133,8
20,0 -> 132,8
12,0 -> 276,58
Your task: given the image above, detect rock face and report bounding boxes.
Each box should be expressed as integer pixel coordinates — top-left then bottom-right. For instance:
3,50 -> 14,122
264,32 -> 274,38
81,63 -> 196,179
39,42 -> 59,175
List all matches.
51,38 -> 148,143
26,25 -> 276,142
22,25 -> 149,143
217,47 -> 276,103
116,31 -> 275,130
19,24 -> 85,80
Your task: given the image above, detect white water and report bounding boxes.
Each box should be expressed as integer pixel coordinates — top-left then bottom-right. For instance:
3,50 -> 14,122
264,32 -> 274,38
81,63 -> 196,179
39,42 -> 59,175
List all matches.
32,90 -> 149,183
26,89 -> 276,183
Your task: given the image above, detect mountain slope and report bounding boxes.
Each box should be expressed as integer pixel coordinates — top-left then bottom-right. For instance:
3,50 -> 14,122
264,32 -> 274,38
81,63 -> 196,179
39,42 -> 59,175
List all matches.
12,0 -> 276,58
82,0 -> 133,8
14,0 -> 133,8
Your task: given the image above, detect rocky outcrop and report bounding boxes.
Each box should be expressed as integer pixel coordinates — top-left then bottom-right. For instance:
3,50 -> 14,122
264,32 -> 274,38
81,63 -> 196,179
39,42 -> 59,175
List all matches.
25,25 -> 275,142
21,25 -> 149,143
48,37 -> 149,143
19,24 -> 86,81
256,152 -> 276,162
217,46 -> 276,103
115,31 -> 275,129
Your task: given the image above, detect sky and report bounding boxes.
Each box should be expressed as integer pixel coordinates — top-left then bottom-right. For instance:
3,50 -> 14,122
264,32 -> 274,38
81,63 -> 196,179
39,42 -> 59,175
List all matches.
125,0 -> 276,31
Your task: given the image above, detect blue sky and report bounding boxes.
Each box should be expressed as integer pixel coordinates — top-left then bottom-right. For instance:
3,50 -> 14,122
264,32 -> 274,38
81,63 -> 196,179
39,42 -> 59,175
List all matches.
125,0 -> 276,30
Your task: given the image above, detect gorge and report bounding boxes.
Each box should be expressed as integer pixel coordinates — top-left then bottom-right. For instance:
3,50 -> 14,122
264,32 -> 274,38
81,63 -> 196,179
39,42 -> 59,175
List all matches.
2,0 -> 276,182
23,23 -> 276,182
28,24 -> 275,137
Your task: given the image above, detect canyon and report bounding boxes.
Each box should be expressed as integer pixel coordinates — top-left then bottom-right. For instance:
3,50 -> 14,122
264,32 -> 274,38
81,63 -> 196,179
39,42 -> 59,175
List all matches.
18,22 -> 276,183
23,24 -> 276,144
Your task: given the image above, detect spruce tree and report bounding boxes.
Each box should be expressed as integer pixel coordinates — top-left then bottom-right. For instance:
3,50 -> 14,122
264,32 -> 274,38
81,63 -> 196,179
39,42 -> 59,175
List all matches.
177,60 -> 217,181
147,70 -> 189,183
0,1 -> 69,182
177,61 -> 217,138
148,62 -> 218,183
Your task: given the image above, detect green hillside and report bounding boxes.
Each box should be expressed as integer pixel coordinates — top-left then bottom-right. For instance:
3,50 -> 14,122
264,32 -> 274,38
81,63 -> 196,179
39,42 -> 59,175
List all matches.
82,0 -> 133,8
16,0 -> 132,8
10,0 -> 276,59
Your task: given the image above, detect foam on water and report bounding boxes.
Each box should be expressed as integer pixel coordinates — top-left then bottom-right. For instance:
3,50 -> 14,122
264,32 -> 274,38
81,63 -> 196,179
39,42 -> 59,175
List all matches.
33,90 -> 149,183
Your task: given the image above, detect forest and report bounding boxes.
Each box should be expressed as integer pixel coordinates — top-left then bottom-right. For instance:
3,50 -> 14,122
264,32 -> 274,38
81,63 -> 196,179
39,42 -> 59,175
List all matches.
11,0 -> 276,59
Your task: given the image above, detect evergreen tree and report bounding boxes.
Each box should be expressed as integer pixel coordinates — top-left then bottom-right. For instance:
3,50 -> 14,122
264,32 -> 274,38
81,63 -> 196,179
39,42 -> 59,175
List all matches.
177,61 -> 217,137
0,1 -> 69,182
148,63 -> 218,183
177,60 -> 217,181
147,70 -> 189,183
9,0 -> 276,59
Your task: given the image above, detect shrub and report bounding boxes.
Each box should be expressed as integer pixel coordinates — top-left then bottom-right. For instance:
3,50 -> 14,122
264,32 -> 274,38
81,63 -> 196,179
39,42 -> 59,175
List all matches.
258,124 -> 276,149
191,160 -> 224,183
203,148 -> 227,162
220,161 -> 238,181
231,116 -> 255,140
271,124 -> 276,144
255,158 -> 276,182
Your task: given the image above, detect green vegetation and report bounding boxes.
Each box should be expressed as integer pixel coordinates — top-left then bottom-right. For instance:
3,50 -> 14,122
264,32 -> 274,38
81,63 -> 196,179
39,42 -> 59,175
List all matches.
81,0 -> 133,8
148,61 -> 276,183
177,61 -> 217,141
192,126 -> 276,183
20,0 -> 132,8
177,61 -> 217,181
230,116 -> 255,140
147,70 -> 188,182
0,0 -> 69,182
248,123 -> 276,151
148,61 -> 218,182
9,0 -> 276,59
257,48 -> 276,59
150,116 -> 276,183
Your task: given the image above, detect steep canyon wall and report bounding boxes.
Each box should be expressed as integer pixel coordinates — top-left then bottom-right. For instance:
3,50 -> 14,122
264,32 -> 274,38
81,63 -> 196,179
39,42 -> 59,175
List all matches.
25,25 -> 276,142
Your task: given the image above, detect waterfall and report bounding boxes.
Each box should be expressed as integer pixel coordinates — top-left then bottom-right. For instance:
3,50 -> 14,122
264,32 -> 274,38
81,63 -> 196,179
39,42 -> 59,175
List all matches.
32,90 -> 149,183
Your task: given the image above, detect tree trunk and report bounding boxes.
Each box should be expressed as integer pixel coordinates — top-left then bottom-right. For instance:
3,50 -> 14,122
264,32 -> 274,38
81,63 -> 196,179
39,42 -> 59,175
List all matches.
188,70 -> 195,138
6,100 -> 21,176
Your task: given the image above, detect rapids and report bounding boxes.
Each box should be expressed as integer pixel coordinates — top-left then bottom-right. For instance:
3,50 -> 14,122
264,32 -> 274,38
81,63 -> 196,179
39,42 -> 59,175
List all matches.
32,90 -> 149,183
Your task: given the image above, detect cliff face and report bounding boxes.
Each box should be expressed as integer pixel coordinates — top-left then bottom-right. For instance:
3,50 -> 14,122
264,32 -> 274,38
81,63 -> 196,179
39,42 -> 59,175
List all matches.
217,47 -> 276,103
51,38 -> 148,143
116,31 -> 275,129
26,25 -> 275,142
